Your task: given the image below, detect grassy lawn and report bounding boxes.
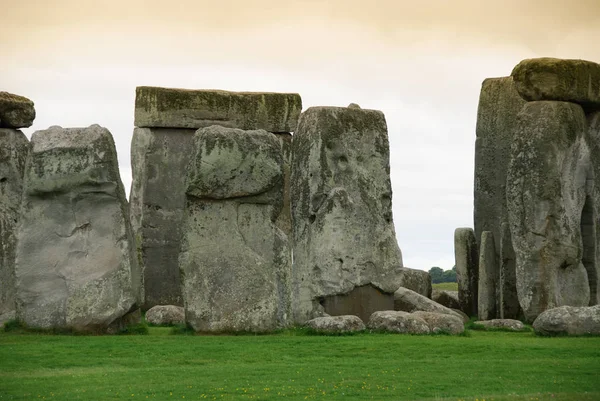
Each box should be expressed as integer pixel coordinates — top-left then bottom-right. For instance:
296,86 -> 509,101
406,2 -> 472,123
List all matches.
433,282 -> 458,291
1,328 -> 599,401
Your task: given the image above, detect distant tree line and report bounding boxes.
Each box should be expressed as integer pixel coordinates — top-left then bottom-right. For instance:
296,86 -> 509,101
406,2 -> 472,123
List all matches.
428,266 -> 457,284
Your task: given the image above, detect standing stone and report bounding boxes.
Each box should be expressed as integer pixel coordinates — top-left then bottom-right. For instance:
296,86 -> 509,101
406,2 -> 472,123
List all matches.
507,101 -> 592,322
511,58 -> 600,110
179,126 -> 290,332
478,231 -> 497,320
129,128 -> 196,309
0,129 -> 30,323
0,92 -> 35,129
474,77 -> 525,319
587,111 -> 600,306
290,106 -> 404,324
14,125 -> 140,331
273,132 -> 293,235
134,86 -> 302,132
500,222 -> 520,318
454,228 -> 478,316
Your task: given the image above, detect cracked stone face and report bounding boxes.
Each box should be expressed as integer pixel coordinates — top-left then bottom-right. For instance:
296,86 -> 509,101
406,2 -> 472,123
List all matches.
179,126 -> 291,332
14,125 -> 140,331
290,106 -> 404,324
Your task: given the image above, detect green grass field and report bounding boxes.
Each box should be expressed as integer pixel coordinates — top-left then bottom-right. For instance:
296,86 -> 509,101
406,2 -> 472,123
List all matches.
432,282 -> 458,291
1,327 -> 599,401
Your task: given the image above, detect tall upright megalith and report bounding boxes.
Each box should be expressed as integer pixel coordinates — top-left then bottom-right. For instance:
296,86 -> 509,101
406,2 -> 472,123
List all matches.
130,86 -> 301,309
587,111 -> 600,306
474,77 -> 525,319
179,126 -> 290,332
506,101 -> 592,321
290,106 -> 404,324
15,125 -> 141,332
0,129 -> 30,323
454,227 -> 478,317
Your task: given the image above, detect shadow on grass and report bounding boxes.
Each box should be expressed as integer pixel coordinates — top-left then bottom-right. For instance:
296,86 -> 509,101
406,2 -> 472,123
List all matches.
3,318 -> 149,336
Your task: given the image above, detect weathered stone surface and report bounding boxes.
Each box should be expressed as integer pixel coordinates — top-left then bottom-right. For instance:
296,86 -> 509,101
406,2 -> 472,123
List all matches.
319,284 -> 394,323
454,228 -> 478,316
474,77 -> 525,319
179,126 -> 290,332
14,125 -> 140,332
0,130 -> 29,321
145,305 -> 185,325
511,58 -> 600,110
451,308 -> 470,323
273,133 -> 293,235
135,86 -> 302,132
500,222 -> 521,319
412,311 -> 464,334
393,267 -> 432,298
305,315 -> 365,333
367,310 -> 430,334
478,231 -> 497,320
475,319 -> 525,331
507,101 -> 592,322
432,290 -> 460,310
0,92 -> 35,128
585,111 -> 600,307
291,106 -> 404,323
129,128 -> 197,309
533,305 -> 600,336
394,287 -> 464,321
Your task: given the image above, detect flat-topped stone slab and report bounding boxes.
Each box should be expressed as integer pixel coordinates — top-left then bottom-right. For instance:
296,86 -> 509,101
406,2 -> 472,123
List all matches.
134,86 -> 302,132
511,58 -> 600,110
0,92 -> 35,129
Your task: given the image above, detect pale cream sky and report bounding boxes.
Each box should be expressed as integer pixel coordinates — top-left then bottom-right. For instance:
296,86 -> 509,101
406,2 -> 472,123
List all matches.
2,0 -> 599,270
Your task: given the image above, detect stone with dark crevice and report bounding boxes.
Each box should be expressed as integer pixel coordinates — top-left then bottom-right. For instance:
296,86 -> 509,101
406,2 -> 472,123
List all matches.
0,92 -> 35,129
319,284 -> 394,323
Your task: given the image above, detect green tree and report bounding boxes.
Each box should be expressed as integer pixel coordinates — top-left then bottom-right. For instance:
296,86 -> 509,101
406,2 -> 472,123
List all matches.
429,266 -> 444,284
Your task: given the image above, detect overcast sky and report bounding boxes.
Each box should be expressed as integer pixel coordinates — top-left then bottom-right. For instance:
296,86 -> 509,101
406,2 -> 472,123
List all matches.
2,0 -> 599,271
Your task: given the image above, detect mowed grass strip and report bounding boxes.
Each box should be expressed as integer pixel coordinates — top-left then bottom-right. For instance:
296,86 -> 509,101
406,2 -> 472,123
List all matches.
432,282 -> 459,291
0,328 -> 599,401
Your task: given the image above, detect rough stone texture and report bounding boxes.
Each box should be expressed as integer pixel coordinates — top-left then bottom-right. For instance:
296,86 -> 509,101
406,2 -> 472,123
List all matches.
478,231 -> 497,320
14,125 -> 141,332
129,128 -> 197,309
179,126 -> 290,332
474,77 -> 525,319
451,308 -> 470,323
412,311 -> 464,334
432,290 -> 460,310
475,319 -> 525,331
454,228 -> 478,316
507,101 -> 592,322
0,92 -> 35,129
135,86 -> 302,132
305,315 -> 365,333
319,284 -> 394,323
291,106 -> 404,324
0,310 -> 15,326
145,305 -> 185,325
273,133 -> 293,235
367,310 -> 430,334
533,305 -> 600,336
0,130 -> 30,321
500,222 -> 521,319
511,58 -> 600,110
393,267 -> 432,298
394,287 -> 464,321
585,111 -> 600,307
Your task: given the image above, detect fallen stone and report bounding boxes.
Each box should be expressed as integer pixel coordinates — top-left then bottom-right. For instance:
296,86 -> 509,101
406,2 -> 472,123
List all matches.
0,129 -> 30,322
291,106 -> 404,323
145,305 -> 185,325
432,290 -> 460,310
0,92 -> 35,128
474,319 -> 525,331
367,310 -> 430,334
478,231 -> 498,320
14,125 -> 141,332
533,305 -> 600,336
135,86 -> 302,132
511,58 -> 600,110
394,287 -> 464,321
305,315 -> 365,333
129,128 -> 197,309
412,311 -> 464,334
393,267 -> 432,298
507,101 -> 591,321
454,228 -> 478,316
451,308 -> 470,323
179,125 -> 290,332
